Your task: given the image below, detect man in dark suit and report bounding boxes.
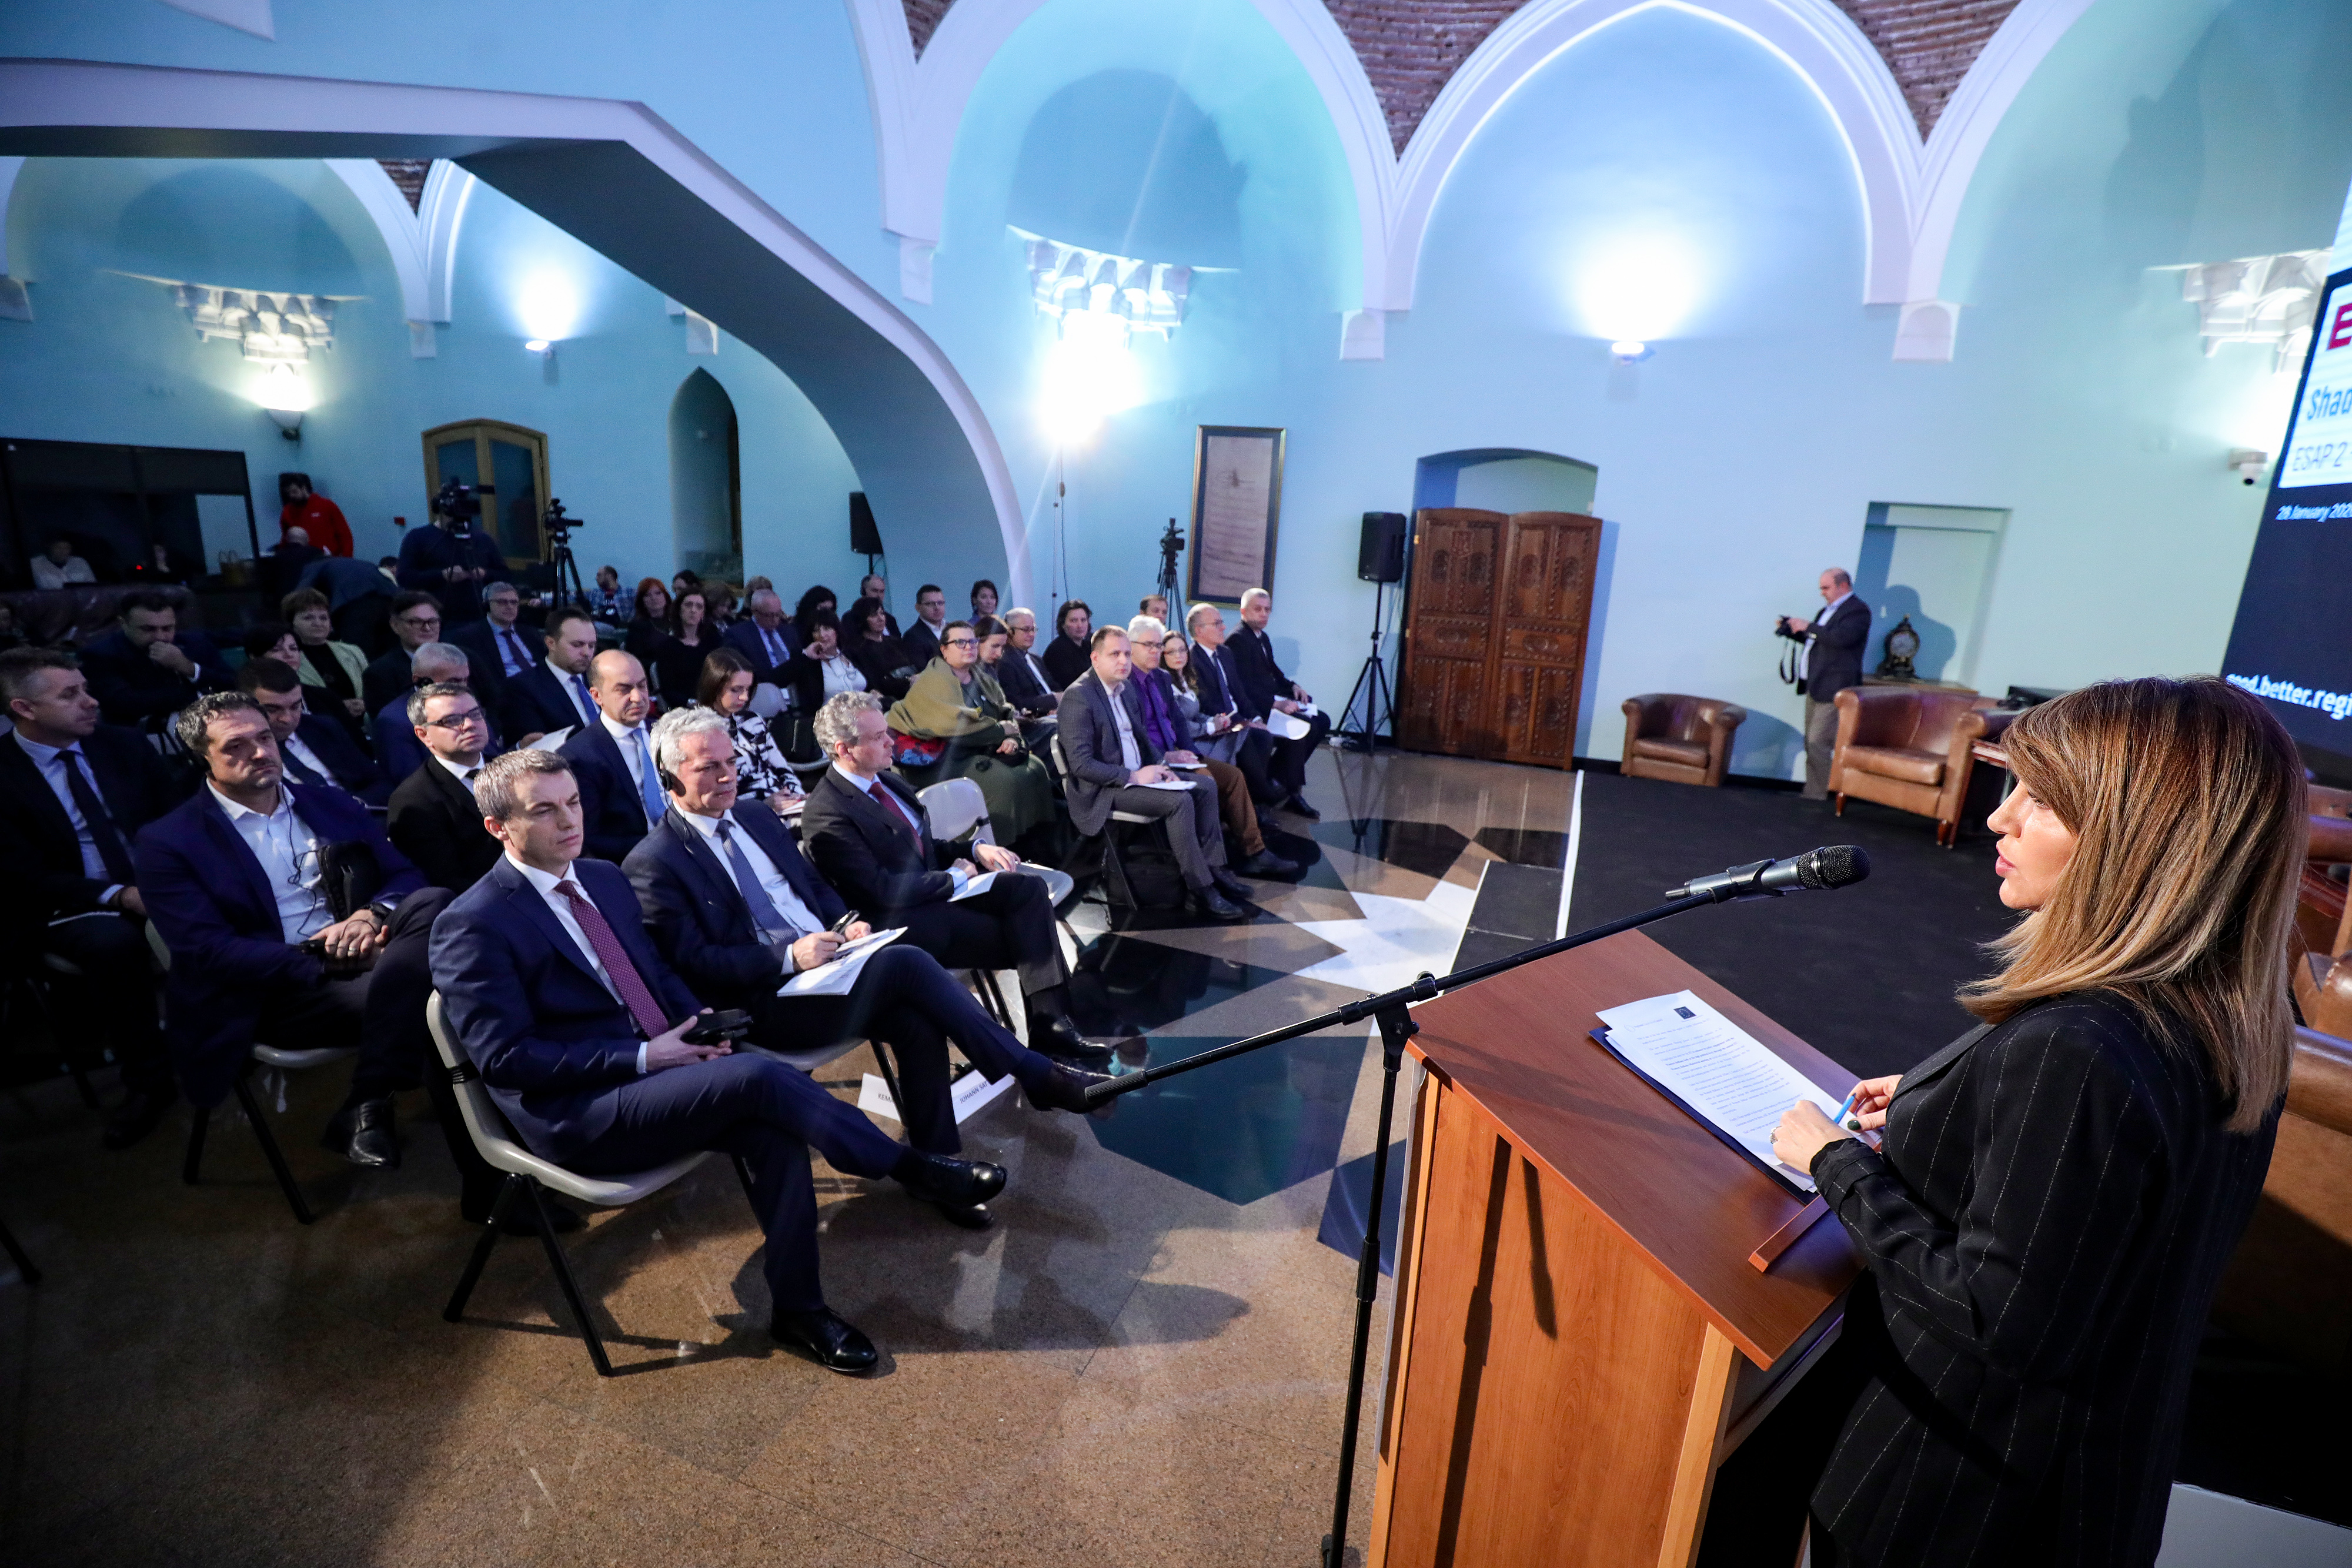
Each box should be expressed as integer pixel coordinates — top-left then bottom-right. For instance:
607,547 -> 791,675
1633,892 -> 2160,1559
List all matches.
557,650 -> 663,862
432,748 -> 1005,1370
373,643 -> 502,785
1058,629 -> 1247,921
721,589 -> 797,689
996,609 -> 1060,716
1180,601 -> 1278,800
1777,567 -> 1869,800
500,606 -> 603,747
362,591 -> 447,716
0,648 -> 188,1148
898,583 -> 948,670
239,658 -> 389,806
624,709 -> 1105,1225
132,693 -> 499,1216
857,574 -> 901,637
1220,588 -> 1327,820
798,691 -> 1097,1057
78,590 -> 227,730
447,581 -> 539,711
386,682 -> 505,893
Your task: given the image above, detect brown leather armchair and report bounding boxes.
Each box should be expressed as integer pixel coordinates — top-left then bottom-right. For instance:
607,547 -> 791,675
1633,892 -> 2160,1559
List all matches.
2211,1022 -> 2352,1375
1619,693 -> 1746,787
1829,687 -> 2013,845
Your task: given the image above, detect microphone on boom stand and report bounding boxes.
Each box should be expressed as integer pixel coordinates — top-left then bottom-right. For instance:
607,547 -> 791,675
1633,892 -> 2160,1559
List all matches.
1665,843 -> 1870,901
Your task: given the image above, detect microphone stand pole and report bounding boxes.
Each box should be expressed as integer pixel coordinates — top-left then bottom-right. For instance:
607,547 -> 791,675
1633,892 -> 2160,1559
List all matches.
1080,886 -> 1730,1566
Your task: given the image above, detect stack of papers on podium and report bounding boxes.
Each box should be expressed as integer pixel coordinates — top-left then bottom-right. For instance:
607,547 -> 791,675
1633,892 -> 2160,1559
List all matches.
779,927 -> 901,998
1595,989 -> 1847,1195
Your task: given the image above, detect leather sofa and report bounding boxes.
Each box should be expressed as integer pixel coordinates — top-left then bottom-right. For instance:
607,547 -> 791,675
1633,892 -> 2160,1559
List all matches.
1619,693 -> 1746,787
1829,686 -> 2012,845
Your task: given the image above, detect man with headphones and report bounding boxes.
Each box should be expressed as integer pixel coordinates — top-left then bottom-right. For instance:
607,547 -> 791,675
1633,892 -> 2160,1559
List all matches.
623,708 -> 1110,1230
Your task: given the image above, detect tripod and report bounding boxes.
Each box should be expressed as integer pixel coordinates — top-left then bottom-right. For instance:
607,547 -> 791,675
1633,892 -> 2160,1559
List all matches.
1336,579 -> 1396,753
542,499 -> 588,610
1155,517 -> 1184,610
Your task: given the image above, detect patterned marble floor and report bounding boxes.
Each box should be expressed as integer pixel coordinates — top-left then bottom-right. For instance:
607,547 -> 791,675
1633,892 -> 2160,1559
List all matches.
0,746 -> 1581,1568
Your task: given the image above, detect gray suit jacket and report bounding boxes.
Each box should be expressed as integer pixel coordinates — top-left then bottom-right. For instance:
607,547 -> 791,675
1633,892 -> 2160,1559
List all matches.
1057,673 -> 1160,837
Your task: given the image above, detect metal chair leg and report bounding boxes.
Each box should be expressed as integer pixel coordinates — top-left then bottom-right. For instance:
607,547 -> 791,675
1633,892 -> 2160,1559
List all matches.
0,1217 -> 40,1286
445,1175 -> 522,1321
868,1040 -> 911,1129
972,969 -> 1015,1031
183,1102 -> 211,1185
1100,830 -> 1139,909
526,1179 -> 614,1377
232,1069 -> 315,1226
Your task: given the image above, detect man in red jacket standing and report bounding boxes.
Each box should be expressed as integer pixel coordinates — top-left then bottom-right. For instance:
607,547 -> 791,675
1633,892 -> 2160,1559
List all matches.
278,472 -> 353,558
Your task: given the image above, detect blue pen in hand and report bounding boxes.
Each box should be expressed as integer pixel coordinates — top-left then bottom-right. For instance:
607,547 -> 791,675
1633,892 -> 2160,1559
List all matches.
1832,1089 -> 1860,1132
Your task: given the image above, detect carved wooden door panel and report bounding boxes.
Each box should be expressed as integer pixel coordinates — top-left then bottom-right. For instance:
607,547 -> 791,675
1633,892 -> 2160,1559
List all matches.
1398,509 -> 1502,757
1492,513 -> 1596,767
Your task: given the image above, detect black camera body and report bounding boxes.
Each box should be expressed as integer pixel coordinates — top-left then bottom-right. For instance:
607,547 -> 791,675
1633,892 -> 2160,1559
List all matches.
434,476 -> 480,536
681,1009 -> 755,1045
543,496 -> 582,544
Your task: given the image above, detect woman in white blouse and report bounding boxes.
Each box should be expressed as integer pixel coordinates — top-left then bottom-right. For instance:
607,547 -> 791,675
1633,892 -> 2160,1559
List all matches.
695,648 -> 803,808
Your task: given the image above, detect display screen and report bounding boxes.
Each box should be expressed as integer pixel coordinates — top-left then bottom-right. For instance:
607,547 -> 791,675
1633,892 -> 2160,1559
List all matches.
2219,267 -> 2352,764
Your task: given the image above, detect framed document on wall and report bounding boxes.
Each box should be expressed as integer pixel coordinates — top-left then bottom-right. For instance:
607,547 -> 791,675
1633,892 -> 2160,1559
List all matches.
1187,425 -> 1285,603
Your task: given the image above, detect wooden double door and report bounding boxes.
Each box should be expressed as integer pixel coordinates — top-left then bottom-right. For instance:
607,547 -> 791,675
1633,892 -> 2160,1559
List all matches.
1397,509 -> 1598,768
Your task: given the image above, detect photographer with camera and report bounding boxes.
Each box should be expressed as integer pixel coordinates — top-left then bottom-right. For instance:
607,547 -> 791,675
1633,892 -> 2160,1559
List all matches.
397,482 -> 506,624
1775,566 -> 1870,800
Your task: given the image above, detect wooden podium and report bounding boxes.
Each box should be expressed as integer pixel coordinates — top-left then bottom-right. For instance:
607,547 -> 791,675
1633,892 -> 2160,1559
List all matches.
1367,930 -> 1861,1567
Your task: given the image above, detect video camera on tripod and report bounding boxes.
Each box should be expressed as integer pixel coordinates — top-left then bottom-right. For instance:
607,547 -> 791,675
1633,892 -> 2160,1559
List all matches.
1155,517 -> 1185,604
540,496 -> 589,610
433,476 -> 480,537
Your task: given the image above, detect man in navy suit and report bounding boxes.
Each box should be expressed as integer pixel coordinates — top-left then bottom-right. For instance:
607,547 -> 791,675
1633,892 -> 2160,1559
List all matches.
448,581 -> 539,712
78,590 -> 228,730
0,647 -> 189,1148
386,683 -> 507,893
721,589 -> 797,690
624,709 -> 1106,1227
500,605 -> 602,747
132,694 -> 500,1216
1180,602 -> 1277,800
240,658 -> 389,806
1216,589 -> 1326,819
373,642 -> 505,784
558,650 -> 664,862
431,749 -> 1005,1372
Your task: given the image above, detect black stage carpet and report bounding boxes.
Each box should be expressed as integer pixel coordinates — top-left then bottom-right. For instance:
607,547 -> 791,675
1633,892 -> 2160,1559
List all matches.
1570,771 -> 2015,1081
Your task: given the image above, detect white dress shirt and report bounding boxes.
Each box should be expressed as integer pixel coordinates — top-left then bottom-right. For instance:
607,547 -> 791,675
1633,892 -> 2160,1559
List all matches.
488,618 -> 534,677
830,762 -> 967,890
31,556 -> 95,591
14,734 -> 122,894
280,730 -> 338,787
1808,591 -> 1855,681
600,713 -> 653,788
753,622 -> 790,667
432,751 -> 485,794
1103,679 -> 1142,771
549,657 -> 596,726
209,784 -> 332,943
506,852 -> 648,1072
680,808 -> 824,943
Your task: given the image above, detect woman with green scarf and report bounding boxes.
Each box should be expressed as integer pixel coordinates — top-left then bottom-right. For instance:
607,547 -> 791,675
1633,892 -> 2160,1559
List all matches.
886,616 -> 1057,844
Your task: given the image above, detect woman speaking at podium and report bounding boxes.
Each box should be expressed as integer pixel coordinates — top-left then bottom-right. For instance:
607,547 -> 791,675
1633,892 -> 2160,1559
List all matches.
1770,677 -> 2296,1568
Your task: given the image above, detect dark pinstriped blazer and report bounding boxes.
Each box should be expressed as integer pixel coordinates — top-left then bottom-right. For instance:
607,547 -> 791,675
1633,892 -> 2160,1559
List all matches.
1808,992 -> 2276,1567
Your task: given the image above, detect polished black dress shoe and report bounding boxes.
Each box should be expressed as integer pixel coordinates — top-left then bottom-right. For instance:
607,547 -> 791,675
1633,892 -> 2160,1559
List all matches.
1026,1062 -> 1115,1113
1210,868 -> 1255,900
1234,848 -> 1299,878
1191,886 -> 1249,922
771,1306 -> 879,1373
894,1151 -> 1007,1209
101,1087 -> 176,1151
323,1096 -> 400,1169
1029,1014 -> 1112,1064
1282,794 -> 1321,821
933,1199 -> 995,1231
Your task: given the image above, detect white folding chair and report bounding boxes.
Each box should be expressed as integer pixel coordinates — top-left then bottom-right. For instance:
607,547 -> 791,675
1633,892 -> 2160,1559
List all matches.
148,923 -> 355,1226
1046,733 -> 1177,910
917,777 -> 1080,1030
428,992 -> 749,1378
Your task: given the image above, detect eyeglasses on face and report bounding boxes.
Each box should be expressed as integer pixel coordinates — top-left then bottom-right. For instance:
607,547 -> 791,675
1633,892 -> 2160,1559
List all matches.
421,710 -> 486,731
943,637 -> 977,648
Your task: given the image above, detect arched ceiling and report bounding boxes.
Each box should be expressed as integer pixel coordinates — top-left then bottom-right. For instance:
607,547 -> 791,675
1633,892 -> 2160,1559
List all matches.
903,0 -> 2020,146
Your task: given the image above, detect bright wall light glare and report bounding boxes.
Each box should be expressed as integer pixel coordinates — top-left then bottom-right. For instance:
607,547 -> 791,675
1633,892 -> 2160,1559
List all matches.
516,270 -> 581,343
256,362 -> 312,413
1038,312 -> 1141,447
1579,237 -> 1702,344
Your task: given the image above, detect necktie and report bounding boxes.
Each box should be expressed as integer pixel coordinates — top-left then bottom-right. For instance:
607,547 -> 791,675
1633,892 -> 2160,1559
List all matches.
715,820 -> 797,940
500,627 -> 530,674
555,880 -> 671,1039
462,766 -> 482,795
58,748 -> 135,887
764,627 -> 784,665
570,674 -> 596,726
868,780 -> 924,849
631,730 -> 665,823
279,746 -> 327,788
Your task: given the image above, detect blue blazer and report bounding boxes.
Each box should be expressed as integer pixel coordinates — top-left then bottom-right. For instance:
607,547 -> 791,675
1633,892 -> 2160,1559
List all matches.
721,619 -> 796,688
623,805 -> 846,1009
288,711 -> 389,806
135,781 -> 425,1105
429,855 -> 701,1161
374,694 -> 504,789
500,661 -> 594,744
558,720 -> 653,862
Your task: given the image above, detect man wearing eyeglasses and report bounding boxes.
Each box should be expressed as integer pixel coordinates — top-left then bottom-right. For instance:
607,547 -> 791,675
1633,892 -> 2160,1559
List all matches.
387,682 -> 508,893
362,591 -> 448,715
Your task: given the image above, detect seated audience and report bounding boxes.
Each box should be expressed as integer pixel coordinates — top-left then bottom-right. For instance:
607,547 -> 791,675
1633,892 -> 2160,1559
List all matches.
1061,627 -> 1245,920
0,648 -> 185,1148
1038,600 -> 1093,690
800,691 -> 1095,1056
386,682 -> 505,892
132,693 -> 497,1216
857,574 -> 901,636
363,591 -> 447,715
888,618 -> 1055,847
31,536 -> 97,591
1139,593 -> 1168,624
242,621 -> 302,672
791,585 -> 837,648
432,748 -> 1006,1370
624,710 -> 1107,1222
623,578 -> 671,663
723,588 -> 797,688
698,650 -> 802,808
704,580 -> 741,631
293,552 -> 396,653
843,594 -> 916,700
670,570 -> 701,606
900,584 -> 949,670
1195,596 -> 1318,816
583,564 -> 627,625
284,587 -> 370,737
81,590 -> 227,730
499,605 -> 602,746
653,587 -> 717,711
0,604 -> 25,653
781,608 -> 867,716
449,581 -> 539,709
373,642 -> 500,783
557,650 -> 663,861
135,540 -> 196,587
996,609 -> 1060,716
1128,618 -> 1293,877
278,472 -> 353,558
970,579 -> 999,620
1182,603 -> 1276,797
240,658 -> 389,806
978,614 -> 1055,754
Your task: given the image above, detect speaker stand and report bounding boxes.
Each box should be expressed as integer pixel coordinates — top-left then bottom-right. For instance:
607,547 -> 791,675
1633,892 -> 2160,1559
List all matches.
1337,579 -> 1396,754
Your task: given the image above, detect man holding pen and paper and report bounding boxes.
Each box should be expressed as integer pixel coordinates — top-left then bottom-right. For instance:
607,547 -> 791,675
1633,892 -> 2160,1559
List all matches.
623,708 -> 1110,1231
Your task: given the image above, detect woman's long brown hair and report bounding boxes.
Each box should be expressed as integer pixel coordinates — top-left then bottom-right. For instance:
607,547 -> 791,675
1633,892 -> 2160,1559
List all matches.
1963,677 -> 2303,1132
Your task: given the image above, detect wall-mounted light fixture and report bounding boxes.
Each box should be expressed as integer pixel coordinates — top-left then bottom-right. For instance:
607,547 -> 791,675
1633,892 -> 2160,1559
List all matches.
256,362 -> 309,441
1611,340 -> 1653,365
2229,448 -> 2270,486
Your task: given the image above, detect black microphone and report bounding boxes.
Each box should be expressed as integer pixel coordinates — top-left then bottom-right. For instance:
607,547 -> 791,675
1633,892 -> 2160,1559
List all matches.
1665,844 -> 1870,902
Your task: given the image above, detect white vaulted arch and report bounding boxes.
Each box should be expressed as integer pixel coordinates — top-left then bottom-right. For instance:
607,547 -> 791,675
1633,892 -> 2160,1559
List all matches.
326,158 -> 475,355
